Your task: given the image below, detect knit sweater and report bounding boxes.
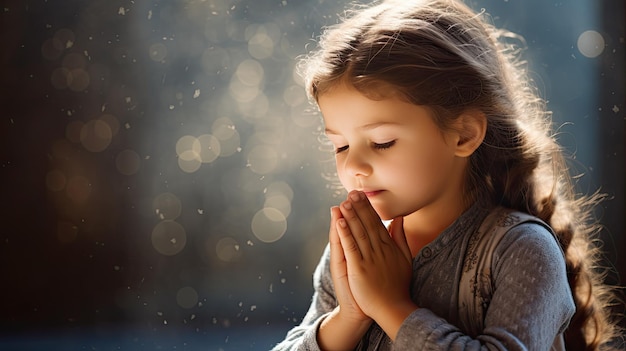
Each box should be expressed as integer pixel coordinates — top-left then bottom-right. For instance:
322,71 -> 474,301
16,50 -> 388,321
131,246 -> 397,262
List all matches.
272,204 -> 575,350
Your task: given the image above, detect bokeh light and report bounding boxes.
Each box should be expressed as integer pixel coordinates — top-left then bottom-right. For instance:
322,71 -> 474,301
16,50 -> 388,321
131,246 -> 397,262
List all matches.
577,30 -> 605,58
215,237 -> 242,262
194,134 -> 221,163
149,42 -> 168,62
153,192 -> 182,220
251,207 -> 287,243
176,287 -> 199,309
3,0 -> 622,348
212,117 -> 241,157
246,144 -> 279,175
151,220 -> 187,256
264,181 -> 294,218
247,24 -> 277,59
80,119 -> 112,152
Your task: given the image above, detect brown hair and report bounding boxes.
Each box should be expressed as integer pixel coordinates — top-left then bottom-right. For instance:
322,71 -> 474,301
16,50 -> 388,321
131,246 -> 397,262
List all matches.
301,0 -> 620,348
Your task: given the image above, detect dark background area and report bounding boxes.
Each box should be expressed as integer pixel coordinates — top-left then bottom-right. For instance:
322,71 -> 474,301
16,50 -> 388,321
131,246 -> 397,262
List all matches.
1,0 -> 624,350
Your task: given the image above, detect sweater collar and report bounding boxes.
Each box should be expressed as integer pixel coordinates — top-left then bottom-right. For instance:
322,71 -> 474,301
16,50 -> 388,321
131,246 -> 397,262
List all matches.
414,203 -> 490,262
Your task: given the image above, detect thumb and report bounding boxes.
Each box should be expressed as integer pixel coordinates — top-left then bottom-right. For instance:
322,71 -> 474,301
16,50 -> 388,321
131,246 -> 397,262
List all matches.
389,216 -> 411,261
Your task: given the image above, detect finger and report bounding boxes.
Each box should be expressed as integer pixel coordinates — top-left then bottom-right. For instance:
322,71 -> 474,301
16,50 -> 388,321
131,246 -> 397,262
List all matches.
339,199 -> 372,259
389,216 -> 412,262
329,207 -> 348,270
336,216 -> 364,261
329,206 -> 342,246
329,207 -> 348,283
349,191 -> 392,245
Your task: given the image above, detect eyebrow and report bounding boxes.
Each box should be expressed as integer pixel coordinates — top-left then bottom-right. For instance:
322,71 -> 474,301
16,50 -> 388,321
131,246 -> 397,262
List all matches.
324,121 -> 400,135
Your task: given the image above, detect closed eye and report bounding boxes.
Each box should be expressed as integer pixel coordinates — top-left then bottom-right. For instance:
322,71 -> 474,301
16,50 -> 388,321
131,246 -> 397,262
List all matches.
335,140 -> 395,154
335,145 -> 349,154
373,140 -> 396,150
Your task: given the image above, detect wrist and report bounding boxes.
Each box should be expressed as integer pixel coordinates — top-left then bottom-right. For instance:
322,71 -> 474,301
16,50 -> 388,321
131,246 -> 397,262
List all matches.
335,305 -> 372,326
318,307 -> 372,350
374,300 -> 418,341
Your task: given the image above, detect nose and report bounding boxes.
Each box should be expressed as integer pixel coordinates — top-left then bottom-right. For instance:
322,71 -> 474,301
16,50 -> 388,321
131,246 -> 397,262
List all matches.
342,147 -> 372,178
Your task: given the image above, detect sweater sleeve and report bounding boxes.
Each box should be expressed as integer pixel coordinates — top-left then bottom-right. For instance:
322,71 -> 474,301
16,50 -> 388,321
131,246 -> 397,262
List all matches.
393,223 -> 575,350
271,244 -> 336,351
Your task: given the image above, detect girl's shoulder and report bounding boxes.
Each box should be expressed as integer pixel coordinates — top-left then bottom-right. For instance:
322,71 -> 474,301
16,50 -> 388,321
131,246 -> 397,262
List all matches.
471,206 -> 565,269
484,207 -> 566,267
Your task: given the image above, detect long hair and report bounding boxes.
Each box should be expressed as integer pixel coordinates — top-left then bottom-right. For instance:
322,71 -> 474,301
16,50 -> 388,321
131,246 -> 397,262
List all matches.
300,0 -> 619,348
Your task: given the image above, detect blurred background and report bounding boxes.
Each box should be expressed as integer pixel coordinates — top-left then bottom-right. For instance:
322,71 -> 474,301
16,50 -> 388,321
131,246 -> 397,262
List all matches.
0,0 -> 624,350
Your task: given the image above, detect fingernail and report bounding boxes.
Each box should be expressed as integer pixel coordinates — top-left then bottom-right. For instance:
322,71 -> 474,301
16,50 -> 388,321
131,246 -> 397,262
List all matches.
350,191 -> 361,202
342,201 -> 352,210
338,219 -> 347,228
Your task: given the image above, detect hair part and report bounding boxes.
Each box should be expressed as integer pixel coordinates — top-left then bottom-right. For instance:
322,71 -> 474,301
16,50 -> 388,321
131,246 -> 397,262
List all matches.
300,0 -> 621,348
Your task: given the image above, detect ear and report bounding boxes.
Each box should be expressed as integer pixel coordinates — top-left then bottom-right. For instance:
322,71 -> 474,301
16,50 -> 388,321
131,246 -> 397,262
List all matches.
454,110 -> 487,157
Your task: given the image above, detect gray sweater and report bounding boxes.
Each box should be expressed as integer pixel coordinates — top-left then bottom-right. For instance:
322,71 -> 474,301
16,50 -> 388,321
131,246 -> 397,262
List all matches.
272,205 -> 575,350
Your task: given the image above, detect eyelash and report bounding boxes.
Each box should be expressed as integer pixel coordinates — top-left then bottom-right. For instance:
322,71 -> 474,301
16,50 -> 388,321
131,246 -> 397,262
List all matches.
335,140 -> 396,154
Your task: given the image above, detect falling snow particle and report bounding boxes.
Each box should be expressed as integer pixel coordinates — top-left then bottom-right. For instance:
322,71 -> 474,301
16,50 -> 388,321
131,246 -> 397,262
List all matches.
612,105 -> 620,113
193,89 -> 200,98
118,7 -> 126,15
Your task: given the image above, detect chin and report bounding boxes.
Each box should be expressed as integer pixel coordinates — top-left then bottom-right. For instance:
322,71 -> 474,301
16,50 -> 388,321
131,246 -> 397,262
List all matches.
370,206 -> 396,221
368,196 -> 413,220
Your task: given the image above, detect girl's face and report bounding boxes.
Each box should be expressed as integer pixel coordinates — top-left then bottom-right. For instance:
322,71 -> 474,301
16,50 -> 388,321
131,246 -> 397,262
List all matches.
319,84 -> 468,221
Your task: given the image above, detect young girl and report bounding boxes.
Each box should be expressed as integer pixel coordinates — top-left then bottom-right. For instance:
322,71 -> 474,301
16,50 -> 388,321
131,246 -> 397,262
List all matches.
273,0 -> 619,349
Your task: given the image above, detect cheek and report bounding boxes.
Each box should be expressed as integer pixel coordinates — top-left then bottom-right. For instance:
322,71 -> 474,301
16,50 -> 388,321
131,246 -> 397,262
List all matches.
402,145 -> 456,182
335,163 -> 351,190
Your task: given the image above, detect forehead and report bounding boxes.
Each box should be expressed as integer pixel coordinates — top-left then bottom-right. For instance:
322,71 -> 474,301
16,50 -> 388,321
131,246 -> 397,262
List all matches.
318,84 -> 434,133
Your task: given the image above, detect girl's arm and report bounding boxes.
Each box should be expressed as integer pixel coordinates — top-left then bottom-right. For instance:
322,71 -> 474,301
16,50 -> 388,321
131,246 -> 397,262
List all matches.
272,206 -> 374,351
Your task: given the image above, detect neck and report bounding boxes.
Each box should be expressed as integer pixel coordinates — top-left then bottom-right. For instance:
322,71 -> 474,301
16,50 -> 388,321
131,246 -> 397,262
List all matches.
402,196 -> 469,258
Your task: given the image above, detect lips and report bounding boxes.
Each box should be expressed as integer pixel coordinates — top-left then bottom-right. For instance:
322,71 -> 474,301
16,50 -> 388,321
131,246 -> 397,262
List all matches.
361,190 -> 383,198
